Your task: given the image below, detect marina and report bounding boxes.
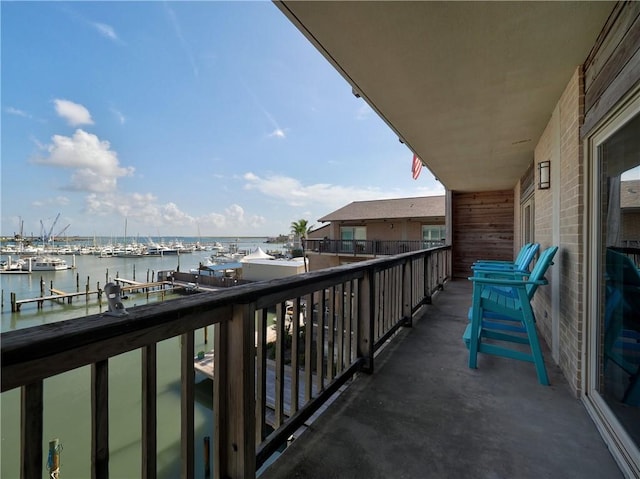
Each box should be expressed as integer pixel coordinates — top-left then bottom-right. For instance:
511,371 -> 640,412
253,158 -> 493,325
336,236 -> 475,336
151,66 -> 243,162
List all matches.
0,236 -> 290,478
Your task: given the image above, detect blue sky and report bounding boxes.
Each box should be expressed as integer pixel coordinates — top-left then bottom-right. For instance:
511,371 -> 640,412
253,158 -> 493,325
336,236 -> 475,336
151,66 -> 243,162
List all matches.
1,1 -> 444,239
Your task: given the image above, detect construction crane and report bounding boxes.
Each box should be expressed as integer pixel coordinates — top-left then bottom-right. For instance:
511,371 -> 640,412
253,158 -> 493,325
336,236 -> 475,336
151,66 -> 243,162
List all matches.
51,223 -> 71,243
40,213 -> 61,242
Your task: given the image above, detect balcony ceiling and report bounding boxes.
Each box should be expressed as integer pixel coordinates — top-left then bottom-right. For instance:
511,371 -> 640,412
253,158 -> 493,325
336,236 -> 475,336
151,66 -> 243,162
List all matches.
276,1 -> 616,192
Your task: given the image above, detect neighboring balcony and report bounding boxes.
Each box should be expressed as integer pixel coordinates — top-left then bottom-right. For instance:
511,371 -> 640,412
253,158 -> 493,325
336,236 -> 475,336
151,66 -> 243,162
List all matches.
306,238 -> 445,257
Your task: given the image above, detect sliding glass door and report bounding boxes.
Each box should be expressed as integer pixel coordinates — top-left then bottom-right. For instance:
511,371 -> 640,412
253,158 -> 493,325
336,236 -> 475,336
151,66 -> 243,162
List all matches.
588,90 -> 640,474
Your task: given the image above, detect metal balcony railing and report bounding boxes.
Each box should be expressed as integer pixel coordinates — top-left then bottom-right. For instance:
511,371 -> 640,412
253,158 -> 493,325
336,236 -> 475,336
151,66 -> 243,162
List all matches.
305,239 -> 445,256
1,246 -> 451,479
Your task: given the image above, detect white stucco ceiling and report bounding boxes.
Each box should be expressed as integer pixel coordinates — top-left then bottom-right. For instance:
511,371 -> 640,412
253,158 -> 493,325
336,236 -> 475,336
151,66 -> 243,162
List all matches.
276,1 -> 616,192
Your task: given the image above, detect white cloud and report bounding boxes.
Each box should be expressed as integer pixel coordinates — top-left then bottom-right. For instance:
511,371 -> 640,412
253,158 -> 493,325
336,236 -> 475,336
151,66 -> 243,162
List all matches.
92,22 -> 119,42
242,172 -> 445,212
5,106 -> 30,118
162,202 -> 195,224
83,193 -> 266,233
268,128 -> 286,139
110,107 -> 126,124
54,99 -> 94,126
35,129 -> 134,193
243,172 -> 389,209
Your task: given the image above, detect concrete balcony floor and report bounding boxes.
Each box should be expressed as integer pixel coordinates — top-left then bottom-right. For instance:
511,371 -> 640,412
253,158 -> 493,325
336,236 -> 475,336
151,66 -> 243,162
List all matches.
260,280 -> 622,479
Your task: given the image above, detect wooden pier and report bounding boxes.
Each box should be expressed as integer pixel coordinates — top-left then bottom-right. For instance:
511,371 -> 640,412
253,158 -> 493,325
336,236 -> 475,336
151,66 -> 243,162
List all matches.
10,279 -> 175,312
12,288 -> 101,312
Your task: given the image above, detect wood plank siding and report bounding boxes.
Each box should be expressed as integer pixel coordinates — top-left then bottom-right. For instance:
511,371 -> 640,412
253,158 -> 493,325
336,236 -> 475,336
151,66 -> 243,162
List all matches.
452,190 -> 514,278
582,1 -> 640,136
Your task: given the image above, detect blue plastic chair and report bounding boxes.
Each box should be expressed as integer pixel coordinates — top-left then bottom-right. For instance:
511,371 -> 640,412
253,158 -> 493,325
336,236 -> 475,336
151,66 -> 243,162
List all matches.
472,243 -> 540,276
463,246 -> 558,385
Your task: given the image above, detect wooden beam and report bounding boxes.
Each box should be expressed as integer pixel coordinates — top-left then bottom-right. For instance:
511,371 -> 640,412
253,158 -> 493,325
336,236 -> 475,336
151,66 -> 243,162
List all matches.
21,381 -> 43,479
142,345 -> 157,479
91,360 -> 109,479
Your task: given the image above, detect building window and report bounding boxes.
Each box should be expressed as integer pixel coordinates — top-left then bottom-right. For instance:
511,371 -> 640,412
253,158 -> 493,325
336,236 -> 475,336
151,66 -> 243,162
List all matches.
340,226 -> 366,253
521,198 -> 534,245
422,225 -> 445,246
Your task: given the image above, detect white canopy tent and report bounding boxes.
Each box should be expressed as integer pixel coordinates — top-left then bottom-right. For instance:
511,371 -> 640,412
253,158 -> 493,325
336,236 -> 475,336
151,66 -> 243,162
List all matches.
240,247 -> 275,262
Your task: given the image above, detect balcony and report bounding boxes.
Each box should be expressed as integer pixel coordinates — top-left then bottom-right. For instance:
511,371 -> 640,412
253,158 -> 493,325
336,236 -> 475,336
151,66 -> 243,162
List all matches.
260,279 -> 622,478
1,246 -> 622,478
306,238 -> 445,257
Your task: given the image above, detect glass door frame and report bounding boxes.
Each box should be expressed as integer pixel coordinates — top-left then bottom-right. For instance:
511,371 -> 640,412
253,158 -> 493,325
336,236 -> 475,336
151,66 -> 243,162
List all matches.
584,86 -> 640,477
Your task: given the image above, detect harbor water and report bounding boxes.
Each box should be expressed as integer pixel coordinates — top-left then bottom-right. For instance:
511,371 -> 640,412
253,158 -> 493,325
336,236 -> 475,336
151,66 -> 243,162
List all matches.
0,237 -> 282,478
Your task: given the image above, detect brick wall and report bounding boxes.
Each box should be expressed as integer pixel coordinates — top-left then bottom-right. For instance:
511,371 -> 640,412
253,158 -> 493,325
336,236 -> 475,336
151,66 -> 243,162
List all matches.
533,67 -> 584,396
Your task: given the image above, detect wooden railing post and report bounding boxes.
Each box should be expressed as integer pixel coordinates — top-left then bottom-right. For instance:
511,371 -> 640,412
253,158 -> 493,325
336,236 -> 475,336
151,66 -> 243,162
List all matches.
142,344 -> 157,479
21,381 -> 43,479
181,332 -> 195,479
402,258 -> 413,327
357,269 -> 374,374
214,303 -> 256,479
91,360 -> 109,479
424,251 -> 433,304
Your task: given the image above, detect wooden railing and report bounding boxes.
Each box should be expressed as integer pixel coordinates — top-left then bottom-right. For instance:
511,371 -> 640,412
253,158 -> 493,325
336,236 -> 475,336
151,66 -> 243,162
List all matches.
1,246 -> 451,479
305,239 -> 445,256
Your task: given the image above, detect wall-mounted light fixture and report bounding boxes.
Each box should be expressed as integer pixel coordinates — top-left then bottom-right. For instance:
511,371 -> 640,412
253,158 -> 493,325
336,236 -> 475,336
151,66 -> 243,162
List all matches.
538,160 -> 550,189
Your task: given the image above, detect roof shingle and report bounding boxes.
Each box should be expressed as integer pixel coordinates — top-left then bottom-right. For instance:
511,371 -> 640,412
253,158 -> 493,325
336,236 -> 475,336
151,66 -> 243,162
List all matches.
318,195 -> 445,222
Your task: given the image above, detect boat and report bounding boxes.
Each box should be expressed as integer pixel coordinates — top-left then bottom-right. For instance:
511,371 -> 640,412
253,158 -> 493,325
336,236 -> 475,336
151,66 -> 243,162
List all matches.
21,256 -> 69,271
1,257 -> 26,272
147,244 -> 179,256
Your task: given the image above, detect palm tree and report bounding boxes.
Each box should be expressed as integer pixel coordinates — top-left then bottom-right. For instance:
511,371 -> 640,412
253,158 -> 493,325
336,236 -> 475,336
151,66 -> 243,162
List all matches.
290,219 -> 313,272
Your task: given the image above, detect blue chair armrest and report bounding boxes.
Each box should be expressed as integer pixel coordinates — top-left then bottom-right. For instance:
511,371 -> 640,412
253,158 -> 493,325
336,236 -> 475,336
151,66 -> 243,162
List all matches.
471,266 -> 530,277
468,276 -> 548,287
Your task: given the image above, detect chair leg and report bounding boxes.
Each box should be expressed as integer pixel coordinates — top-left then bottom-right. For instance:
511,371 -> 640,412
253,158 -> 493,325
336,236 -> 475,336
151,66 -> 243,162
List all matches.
520,298 -> 549,385
468,288 -> 483,369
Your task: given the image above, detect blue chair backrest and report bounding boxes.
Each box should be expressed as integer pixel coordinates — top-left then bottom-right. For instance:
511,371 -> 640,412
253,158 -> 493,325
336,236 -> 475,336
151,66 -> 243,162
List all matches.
524,246 -> 558,299
516,243 -> 532,260
515,243 -> 540,271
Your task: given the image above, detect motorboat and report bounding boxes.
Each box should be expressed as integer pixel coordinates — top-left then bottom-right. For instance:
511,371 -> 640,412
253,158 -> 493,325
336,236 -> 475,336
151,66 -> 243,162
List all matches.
21,255 -> 69,271
1,257 -> 26,272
